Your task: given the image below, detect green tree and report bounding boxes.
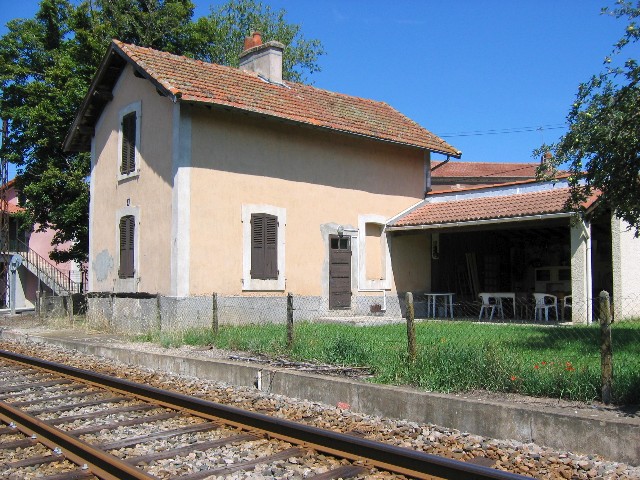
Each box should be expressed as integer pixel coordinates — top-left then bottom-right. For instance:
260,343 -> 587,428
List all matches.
186,0 -> 324,83
0,0 -> 324,267
540,1 -> 640,232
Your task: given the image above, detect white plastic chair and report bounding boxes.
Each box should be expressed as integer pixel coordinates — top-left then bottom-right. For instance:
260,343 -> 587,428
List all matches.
479,293 -> 504,321
533,293 -> 558,321
562,295 -> 572,321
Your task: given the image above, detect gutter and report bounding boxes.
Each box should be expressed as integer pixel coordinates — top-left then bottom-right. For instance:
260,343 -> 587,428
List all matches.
425,154 -> 451,195
386,212 -> 573,232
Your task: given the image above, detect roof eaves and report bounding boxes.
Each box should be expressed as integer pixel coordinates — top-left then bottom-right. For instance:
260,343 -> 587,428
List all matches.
111,40 -> 178,102
63,40 -> 178,153
184,97 -> 461,155
63,44 -> 121,152
387,212 -> 574,231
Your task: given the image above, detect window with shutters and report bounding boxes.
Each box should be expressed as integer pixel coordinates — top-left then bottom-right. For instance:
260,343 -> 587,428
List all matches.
242,205 -> 286,291
121,113 -> 136,175
119,215 -> 135,278
118,102 -> 141,180
251,213 -> 278,280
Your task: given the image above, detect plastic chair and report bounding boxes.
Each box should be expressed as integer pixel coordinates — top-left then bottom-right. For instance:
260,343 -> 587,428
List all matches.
479,293 -> 504,321
562,295 -> 572,321
533,293 -> 558,321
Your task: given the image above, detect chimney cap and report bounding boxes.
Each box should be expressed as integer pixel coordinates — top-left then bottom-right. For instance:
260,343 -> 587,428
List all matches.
243,31 -> 263,51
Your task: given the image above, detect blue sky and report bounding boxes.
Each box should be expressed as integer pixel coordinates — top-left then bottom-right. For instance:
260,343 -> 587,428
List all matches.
1,1 -> 636,169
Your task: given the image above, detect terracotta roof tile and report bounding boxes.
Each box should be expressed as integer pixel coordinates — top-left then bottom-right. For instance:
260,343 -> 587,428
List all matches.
393,187 -> 598,227
432,161 -> 539,178
113,40 -> 460,156
2,203 -> 24,214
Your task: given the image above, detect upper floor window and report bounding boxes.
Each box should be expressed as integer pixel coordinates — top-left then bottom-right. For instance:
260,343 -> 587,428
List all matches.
121,112 -> 136,175
118,101 -> 141,179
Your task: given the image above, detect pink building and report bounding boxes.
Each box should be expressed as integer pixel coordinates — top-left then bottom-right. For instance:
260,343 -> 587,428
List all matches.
1,179 -> 84,310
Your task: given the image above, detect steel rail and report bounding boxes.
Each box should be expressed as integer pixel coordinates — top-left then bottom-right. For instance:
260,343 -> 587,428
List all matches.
0,349 -> 532,480
0,401 -> 157,480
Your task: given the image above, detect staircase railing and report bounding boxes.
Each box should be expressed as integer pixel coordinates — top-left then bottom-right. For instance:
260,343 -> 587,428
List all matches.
14,238 -> 84,295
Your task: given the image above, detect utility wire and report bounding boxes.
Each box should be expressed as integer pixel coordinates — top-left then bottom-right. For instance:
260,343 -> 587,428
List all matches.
438,123 -> 566,138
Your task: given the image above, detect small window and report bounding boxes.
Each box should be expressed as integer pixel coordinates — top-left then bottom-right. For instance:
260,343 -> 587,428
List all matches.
121,112 -> 136,175
251,213 -> 278,280
119,215 -> 135,278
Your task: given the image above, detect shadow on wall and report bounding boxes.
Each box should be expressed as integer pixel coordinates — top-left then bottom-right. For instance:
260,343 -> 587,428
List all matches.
389,232 -> 430,293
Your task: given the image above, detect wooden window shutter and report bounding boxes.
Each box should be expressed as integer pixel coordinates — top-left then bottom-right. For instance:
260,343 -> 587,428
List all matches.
251,213 -> 278,280
121,112 -> 136,175
119,215 -> 135,278
264,214 -> 278,279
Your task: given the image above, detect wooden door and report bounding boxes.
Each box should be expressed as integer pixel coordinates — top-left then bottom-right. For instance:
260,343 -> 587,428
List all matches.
329,234 -> 351,309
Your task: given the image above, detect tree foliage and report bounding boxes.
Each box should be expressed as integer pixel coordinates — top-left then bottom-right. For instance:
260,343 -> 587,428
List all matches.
185,0 -> 324,83
540,1 -> 640,232
0,0 -> 324,266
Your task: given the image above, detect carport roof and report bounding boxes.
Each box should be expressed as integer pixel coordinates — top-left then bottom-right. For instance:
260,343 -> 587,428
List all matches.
389,183 -> 600,229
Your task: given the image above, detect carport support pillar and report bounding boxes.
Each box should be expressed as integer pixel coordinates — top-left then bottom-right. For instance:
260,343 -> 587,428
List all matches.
570,218 -> 592,324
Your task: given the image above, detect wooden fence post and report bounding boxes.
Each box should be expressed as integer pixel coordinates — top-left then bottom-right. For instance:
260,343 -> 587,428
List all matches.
599,290 -> 613,405
212,293 -> 219,335
287,293 -> 294,349
155,294 -> 162,332
405,292 -> 416,362
67,295 -> 73,325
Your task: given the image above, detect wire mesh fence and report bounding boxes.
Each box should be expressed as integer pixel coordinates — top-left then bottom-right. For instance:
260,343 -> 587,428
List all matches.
79,290 -> 640,405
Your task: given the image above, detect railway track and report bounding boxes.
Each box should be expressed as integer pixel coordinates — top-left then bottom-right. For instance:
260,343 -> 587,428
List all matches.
0,349 -> 530,480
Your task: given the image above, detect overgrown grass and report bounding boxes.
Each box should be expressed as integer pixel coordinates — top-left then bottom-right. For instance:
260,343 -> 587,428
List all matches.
136,320 -> 640,404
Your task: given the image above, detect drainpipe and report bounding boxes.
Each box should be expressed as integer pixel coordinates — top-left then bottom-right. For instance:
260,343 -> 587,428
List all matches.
426,154 -> 450,196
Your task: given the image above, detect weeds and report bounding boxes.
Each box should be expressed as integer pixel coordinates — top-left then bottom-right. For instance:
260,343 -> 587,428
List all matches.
134,320 -> 640,404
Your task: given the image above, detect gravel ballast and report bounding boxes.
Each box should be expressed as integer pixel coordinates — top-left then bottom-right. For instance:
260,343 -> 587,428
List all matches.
1,326 -> 639,479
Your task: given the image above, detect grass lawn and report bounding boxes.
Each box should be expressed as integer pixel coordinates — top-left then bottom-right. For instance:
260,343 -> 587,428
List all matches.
137,320 -> 640,405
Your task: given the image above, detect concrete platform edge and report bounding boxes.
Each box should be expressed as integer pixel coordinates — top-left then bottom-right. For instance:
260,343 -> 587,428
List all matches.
2,329 -> 637,465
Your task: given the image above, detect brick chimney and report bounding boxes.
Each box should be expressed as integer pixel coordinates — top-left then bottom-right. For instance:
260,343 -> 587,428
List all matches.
239,31 -> 285,85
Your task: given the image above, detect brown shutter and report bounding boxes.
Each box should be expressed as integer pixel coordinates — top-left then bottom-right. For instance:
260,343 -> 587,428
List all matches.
121,112 -> 136,175
119,215 -> 135,278
251,213 -> 278,280
251,214 -> 265,279
264,214 -> 278,279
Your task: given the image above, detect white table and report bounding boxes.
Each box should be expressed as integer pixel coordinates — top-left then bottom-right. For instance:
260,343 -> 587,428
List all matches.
480,292 -> 516,317
424,293 -> 454,318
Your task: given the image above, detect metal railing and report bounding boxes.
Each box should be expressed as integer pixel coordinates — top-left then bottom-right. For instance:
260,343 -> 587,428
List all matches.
13,238 -> 84,295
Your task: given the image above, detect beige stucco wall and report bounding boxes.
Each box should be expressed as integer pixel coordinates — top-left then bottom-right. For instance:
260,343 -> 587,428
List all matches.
611,216 -> 640,319
89,65 -> 174,293
389,233 -> 431,293
188,107 -> 427,296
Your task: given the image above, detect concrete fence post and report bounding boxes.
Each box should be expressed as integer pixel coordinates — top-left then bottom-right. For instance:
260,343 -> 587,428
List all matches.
287,293 -> 294,349
599,290 -> 613,405
405,292 -> 416,362
212,292 -> 219,335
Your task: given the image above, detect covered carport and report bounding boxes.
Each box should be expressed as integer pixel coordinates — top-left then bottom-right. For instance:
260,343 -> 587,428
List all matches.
387,180 -> 606,323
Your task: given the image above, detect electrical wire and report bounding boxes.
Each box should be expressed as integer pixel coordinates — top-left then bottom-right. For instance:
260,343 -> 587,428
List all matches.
438,123 -> 566,138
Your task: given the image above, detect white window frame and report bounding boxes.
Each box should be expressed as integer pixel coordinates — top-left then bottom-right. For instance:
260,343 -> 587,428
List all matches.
117,101 -> 142,181
115,205 -> 140,292
358,214 -> 391,291
242,204 -> 286,291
